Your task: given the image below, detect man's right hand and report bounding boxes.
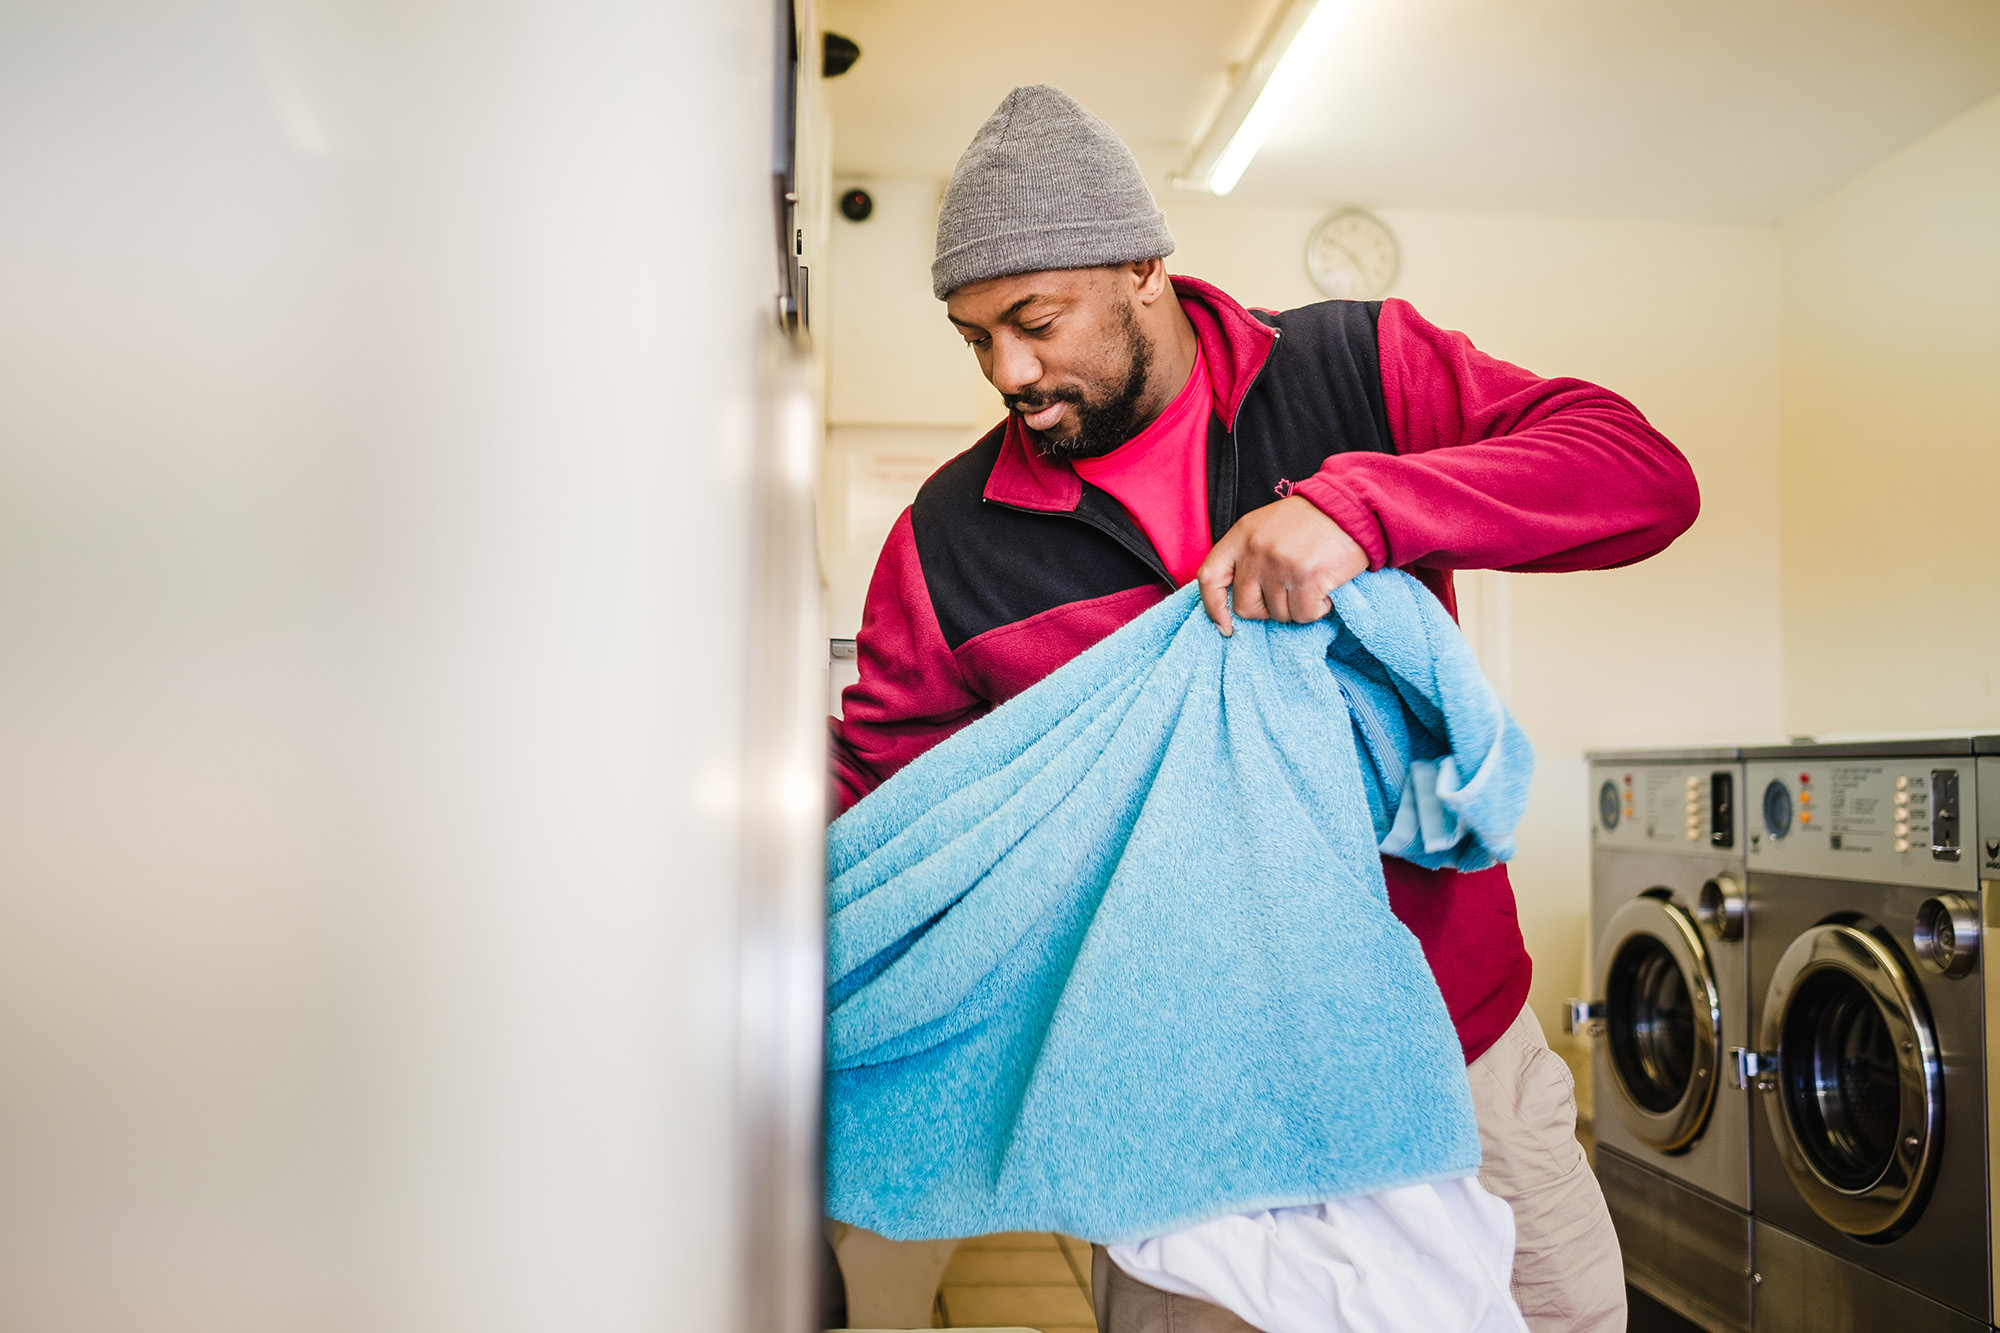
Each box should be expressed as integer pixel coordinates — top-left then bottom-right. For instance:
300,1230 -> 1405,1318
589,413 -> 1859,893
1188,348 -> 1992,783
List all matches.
1197,496 -> 1370,637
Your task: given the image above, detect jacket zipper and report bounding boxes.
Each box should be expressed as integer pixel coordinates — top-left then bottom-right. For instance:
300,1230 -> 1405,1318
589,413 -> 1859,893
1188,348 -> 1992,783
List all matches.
1213,327 -> 1278,536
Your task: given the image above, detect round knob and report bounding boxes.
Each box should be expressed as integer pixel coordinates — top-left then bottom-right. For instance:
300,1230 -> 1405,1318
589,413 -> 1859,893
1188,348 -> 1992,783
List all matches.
1697,874 -> 1745,942
1914,894 -> 1980,978
1762,779 -> 1792,838
1597,780 -> 1621,830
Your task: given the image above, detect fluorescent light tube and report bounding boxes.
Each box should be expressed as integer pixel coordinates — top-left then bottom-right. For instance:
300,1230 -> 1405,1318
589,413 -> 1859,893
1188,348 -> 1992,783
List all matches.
1173,0 -> 1343,196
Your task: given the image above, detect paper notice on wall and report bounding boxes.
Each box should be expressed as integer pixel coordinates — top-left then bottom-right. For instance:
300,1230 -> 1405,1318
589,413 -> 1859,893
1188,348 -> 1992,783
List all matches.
823,425 -> 981,637
847,448 -> 953,553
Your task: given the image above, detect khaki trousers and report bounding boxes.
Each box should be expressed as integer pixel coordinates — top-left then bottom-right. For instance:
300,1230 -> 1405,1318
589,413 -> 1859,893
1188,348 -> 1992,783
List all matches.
1092,1003 -> 1625,1333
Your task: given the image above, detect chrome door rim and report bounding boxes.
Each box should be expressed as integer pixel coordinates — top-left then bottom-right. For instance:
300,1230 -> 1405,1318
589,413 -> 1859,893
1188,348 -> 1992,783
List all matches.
1760,923 -> 1941,1238
1596,894 -> 1722,1151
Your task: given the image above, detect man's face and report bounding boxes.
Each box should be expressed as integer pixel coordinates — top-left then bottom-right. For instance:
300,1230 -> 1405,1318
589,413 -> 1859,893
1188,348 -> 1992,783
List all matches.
946,267 -> 1154,460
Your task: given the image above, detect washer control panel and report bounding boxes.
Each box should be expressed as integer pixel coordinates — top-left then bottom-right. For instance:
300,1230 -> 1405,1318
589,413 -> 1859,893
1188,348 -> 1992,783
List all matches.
1589,762 -> 1740,854
1746,758 -> 1976,890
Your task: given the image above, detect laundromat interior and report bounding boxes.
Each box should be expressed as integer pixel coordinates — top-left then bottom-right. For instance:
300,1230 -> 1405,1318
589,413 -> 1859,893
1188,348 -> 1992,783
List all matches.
1,0 -> 1998,1330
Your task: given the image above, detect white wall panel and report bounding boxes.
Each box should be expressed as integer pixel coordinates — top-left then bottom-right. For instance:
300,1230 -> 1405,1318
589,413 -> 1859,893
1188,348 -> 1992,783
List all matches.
0,2 -> 786,1328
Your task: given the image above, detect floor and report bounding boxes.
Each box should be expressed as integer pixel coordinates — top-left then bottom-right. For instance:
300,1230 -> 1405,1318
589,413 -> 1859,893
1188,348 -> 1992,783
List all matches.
933,1230 -> 1095,1331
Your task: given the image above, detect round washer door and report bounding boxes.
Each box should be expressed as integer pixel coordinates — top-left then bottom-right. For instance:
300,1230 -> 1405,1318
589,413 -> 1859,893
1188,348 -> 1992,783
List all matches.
1760,923 -> 1942,1238
1597,894 -> 1722,1151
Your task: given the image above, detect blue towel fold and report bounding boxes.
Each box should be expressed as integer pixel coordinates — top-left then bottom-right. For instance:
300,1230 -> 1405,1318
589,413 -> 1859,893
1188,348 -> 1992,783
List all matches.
825,570 -> 1534,1243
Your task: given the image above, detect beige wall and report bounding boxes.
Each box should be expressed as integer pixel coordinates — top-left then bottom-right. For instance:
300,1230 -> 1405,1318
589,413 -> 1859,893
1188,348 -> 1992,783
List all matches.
1778,92 -> 2000,736
820,180 -> 998,638
821,185 -> 1787,1045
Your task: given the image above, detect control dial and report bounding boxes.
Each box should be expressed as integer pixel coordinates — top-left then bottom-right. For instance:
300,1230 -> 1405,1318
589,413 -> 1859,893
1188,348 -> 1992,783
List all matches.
1598,780 -> 1621,831
1696,873 -> 1745,941
1914,894 -> 1979,977
1762,779 -> 1793,840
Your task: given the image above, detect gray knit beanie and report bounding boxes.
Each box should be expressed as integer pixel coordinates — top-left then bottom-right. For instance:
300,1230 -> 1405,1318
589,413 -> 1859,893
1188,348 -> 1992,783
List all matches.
931,85 -> 1175,300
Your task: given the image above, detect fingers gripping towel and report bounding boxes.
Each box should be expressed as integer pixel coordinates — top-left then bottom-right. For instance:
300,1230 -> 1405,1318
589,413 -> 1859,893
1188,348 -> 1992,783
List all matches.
825,570 -> 1534,1243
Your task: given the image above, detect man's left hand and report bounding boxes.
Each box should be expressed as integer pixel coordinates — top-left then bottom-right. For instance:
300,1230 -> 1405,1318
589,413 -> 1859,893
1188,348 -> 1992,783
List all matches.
1197,496 -> 1369,637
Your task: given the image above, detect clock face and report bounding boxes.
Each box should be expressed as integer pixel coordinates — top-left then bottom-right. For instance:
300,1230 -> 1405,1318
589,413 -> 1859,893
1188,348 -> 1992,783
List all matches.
1306,209 -> 1399,300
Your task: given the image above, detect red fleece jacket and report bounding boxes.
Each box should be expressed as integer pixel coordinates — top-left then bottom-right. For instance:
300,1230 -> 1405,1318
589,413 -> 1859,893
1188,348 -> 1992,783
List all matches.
830,280 -> 1700,1062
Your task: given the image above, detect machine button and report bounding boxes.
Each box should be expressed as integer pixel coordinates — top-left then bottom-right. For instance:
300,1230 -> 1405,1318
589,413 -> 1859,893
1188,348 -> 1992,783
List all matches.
1896,838 -> 1912,853
1895,821 -> 1910,837
1896,775 -> 1911,790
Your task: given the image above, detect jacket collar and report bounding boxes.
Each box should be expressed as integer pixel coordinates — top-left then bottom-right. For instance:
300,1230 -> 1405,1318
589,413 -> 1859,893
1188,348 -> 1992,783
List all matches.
982,275 -> 1278,513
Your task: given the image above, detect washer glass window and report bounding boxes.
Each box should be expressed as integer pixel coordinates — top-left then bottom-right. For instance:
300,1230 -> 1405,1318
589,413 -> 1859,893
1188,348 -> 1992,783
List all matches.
1607,934 -> 1696,1113
1780,969 -> 1903,1189
1760,923 -> 1941,1238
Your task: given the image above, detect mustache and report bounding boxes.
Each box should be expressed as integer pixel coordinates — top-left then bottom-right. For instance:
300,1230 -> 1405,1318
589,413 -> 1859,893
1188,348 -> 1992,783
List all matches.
1004,386 -> 1085,414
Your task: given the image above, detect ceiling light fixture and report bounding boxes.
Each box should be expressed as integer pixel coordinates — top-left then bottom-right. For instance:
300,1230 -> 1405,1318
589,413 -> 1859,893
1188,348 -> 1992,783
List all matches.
1172,0 -> 1344,196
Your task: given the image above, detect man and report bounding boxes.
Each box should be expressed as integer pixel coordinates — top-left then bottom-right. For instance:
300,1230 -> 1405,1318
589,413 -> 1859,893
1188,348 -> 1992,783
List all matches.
830,85 -> 1698,1333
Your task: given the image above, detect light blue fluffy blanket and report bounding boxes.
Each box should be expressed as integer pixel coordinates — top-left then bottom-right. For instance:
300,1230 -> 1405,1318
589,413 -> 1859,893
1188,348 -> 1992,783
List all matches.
825,571 -> 1533,1243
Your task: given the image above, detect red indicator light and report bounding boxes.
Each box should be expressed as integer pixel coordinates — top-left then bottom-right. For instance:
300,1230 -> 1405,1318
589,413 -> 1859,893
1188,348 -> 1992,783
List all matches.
1799,772 -> 1811,784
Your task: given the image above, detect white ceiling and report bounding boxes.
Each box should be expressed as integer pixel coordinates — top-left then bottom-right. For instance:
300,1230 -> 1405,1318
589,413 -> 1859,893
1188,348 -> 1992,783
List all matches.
821,0 -> 2000,223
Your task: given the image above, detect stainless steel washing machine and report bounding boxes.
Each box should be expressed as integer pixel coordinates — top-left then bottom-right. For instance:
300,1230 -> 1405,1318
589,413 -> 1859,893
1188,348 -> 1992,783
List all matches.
1740,741 -> 1989,1333
1573,748 -> 1752,1332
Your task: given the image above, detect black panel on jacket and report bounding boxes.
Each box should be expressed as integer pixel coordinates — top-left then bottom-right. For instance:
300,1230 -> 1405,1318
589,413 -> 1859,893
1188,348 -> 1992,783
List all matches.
1224,300 -> 1395,527
911,428 -> 1163,652
911,298 -> 1397,660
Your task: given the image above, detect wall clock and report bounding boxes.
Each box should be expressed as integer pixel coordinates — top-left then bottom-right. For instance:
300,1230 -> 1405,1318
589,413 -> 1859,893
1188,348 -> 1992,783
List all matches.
1306,208 -> 1399,300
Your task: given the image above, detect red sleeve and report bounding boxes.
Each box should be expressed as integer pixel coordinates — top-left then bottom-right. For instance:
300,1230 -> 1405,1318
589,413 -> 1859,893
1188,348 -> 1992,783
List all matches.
829,508 -> 987,815
1290,298 -> 1700,574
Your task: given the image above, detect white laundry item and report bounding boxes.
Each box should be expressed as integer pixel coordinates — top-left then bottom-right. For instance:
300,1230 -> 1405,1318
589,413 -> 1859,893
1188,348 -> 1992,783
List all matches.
1105,1177 -> 1529,1333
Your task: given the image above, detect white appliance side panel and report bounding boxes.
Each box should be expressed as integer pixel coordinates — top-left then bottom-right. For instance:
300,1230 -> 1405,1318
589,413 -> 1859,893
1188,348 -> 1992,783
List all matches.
0,3 -> 790,1330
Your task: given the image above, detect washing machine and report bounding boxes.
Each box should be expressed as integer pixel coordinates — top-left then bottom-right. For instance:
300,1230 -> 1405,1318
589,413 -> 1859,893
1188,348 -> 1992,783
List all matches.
1740,741 -> 1989,1333
1573,748 -> 1753,1332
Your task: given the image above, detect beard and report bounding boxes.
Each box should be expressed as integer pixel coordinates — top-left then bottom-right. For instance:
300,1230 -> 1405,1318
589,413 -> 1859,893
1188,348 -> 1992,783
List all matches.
1006,303 -> 1154,461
